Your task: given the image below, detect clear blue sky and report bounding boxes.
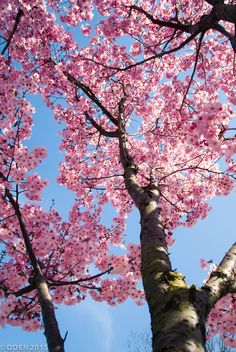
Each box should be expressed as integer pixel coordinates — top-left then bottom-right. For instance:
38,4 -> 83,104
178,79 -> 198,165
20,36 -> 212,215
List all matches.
1,93 -> 236,351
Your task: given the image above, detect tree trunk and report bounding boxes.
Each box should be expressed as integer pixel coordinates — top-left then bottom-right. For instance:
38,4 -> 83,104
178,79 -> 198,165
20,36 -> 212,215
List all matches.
115,104 -> 208,351
70,81 -> 236,352
4,187 -> 65,352
139,190 -> 208,351
35,270 -> 65,352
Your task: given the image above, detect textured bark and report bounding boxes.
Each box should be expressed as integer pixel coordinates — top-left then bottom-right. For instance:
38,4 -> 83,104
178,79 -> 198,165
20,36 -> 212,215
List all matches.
204,242 -> 236,300
149,290 -> 207,352
116,102 -> 210,351
139,194 -> 208,352
137,192 -> 235,351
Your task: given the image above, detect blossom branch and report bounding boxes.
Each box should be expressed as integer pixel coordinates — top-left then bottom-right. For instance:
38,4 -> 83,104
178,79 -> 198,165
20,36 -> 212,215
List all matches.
84,111 -> 118,137
0,172 -> 65,352
95,31 -> 201,73
180,31 -> 206,109
128,5 -> 191,32
1,8 -> 23,56
128,2 -> 236,57
48,266 -> 113,287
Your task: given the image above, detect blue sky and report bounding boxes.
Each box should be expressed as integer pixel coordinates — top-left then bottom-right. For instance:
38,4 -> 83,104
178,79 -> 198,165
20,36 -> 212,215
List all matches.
1,95 -> 236,351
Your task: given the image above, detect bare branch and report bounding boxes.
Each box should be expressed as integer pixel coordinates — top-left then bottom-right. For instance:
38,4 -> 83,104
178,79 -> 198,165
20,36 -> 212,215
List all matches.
204,0 -> 223,5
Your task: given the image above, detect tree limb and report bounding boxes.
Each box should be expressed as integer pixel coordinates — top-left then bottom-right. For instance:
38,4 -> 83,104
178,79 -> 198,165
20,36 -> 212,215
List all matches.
204,0 -> 224,5
129,2 -> 236,55
204,242 -> 236,307
129,5 -> 191,32
14,284 -> 35,297
1,8 -> 23,56
85,111 -> 118,137
180,31 -> 206,109
0,172 -> 65,351
62,69 -> 118,126
117,97 -> 144,207
48,266 -> 113,287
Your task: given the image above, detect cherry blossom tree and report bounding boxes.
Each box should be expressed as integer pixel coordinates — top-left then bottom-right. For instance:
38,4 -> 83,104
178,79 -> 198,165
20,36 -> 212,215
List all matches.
0,27 -> 142,351
1,1 -> 236,352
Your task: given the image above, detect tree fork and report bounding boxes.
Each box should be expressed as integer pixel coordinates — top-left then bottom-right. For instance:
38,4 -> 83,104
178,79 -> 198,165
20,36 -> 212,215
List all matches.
139,191 -> 236,351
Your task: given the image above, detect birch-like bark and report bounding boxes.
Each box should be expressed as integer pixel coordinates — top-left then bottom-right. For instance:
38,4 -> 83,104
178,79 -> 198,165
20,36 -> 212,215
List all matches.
120,172 -> 208,350
121,160 -> 236,350
139,194 -> 208,352
204,242 -> 236,301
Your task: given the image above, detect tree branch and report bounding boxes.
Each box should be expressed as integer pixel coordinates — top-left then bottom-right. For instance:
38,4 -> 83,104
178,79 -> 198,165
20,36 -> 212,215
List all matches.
129,5 -> 191,32
62,69 -> 118,126
129,2 -> 236,56
204,0 -> 223,5
1,9 -> 23,56
48,266 -> 113,287
0,172 -> 64,351
14,284 -> 35,297
180,31 -> 206,109
48,58 -> 119,126
117,97 -> 144,207
85,111 -> 118,137
97,30 -> 201,73
204,242 -> 236,307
